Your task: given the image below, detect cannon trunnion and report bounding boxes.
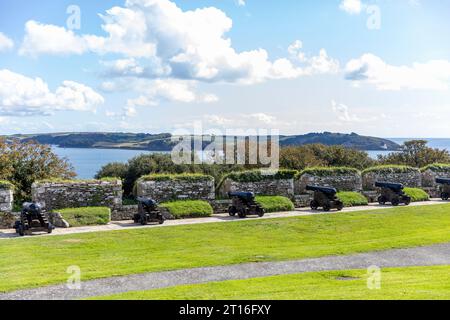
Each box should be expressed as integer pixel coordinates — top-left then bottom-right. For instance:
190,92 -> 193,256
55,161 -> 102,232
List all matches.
134,197 -> 165,225
228,192 -> 265,219
14,202 -> 54,237
436,178 -> 450,200
375,182 -> 411,206
306,185 -> 344,212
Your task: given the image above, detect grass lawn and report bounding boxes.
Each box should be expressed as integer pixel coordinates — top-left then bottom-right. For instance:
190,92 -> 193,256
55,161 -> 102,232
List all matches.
2,204 -> 450,293
255,196 -> 295,213
58,207 -> 111,227
95,265 -> 450,300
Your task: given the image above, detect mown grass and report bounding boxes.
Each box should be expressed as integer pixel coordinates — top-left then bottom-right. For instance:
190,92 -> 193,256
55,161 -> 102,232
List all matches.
337,192 -> 368,207
404,188 -> 430,202
2,204 -> 450,293
160,200 -> 213,218
58,207 -> 111,227
255,196 -> 295,213
95,266 -> 450,300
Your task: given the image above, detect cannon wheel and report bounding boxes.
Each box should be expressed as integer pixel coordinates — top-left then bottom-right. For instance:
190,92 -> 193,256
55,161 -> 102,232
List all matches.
323,203 -> 331,212
140,215 -> 148,226
17,223 -> 25,237
378,196 -> 387,205
158,215 -> 165,225
403,197 -> 411,206
441,192 -> 449,201
310,200 -> 319,210
228,206 -> 237,217
238,208 -> 247,219
47,223 -> 54,234
336,201 -> 344,211
257,207 -> 265,218
391,198 -> 400,206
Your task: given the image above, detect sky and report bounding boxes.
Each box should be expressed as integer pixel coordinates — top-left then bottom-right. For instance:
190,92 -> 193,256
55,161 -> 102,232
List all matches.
0,0 -> 450,137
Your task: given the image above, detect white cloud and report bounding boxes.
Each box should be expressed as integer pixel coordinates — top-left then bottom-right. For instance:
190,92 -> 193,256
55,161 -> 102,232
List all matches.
0,32 -> 14,51
287,41 -> 340,75
339,0 -> 363,15
345,53 -> 450,91
236,0 -> 246,6
0,69 -> 104,116
20,0 -> 337,85
126,79 -> 218,110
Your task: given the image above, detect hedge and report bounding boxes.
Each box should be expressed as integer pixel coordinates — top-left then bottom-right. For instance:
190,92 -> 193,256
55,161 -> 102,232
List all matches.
0,180 -> 13,189
139,173 -> 214,183
404,188 -> 430,202
223,170 -> 298,183
421,163 -> 450,173
297,167 -> 360,178
160,200 -> 213,219
337,192 -> 368,207
255,196 -> 295,213
58,207 -> 111,227
362,165 -> 419,175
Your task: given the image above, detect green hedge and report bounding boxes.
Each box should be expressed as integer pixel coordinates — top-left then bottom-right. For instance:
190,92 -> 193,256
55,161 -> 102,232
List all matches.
404,188 -> 430,202
0,180 -> 13,189
255,196 -> 295,213
36,177 -> 120,184
337,192 -> 368,207
224,170 -> 298,183
297,167 -> 360,178
58,207 -> 111,227
139,173 -> 214,182
160,200 -> 213,219
362,165 -> 419,175
421,163 -> 450,173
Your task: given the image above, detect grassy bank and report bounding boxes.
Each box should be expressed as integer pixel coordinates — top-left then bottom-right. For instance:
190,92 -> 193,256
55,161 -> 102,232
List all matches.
255,196 -> 295,213
337,192 -> 369,207
58,207 -> 111,227
2,204 -> 450,293
96,266 -> 450,300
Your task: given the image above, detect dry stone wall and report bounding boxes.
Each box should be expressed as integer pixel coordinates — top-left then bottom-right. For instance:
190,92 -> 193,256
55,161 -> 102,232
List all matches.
296,173 -> 362,194
362,171 -> 422,190
136,177 -> 215,203
32,180 -> 123,211
220,178 -> 295,198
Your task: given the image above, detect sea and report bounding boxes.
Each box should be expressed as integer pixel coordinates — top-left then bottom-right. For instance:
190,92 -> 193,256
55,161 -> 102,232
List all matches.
52,138 -> 450,179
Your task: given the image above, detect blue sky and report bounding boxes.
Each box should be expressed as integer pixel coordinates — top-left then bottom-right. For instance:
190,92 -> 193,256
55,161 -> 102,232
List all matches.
0,0 -> 449,137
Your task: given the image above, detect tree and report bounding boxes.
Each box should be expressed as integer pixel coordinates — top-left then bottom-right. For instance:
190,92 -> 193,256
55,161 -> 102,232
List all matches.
0,138 -> 75,201
378,140 -> 450,168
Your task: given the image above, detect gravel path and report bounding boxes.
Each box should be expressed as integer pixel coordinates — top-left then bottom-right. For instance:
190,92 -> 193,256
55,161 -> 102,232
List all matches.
2,242 -> 450,300
0,199 -> 445,240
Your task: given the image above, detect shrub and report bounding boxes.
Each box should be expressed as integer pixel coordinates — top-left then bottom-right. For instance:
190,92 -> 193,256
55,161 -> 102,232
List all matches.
337,192 -> 368,207
58,207 -> 111,227
160,200 -> 213,219
255,196 -> 295,213
362,165 -> 419,175
421,163 -> 450,173
139,173 -> 214,182
0,180 -> 13,189
404,188 -> 430,202
297,167 -> 360,178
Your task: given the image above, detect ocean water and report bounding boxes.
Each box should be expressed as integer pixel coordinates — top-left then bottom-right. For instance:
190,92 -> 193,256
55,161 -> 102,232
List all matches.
53,138 -> 450,179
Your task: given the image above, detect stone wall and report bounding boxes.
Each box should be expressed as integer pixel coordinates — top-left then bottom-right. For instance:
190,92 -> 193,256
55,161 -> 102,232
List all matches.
219,178 -> 295,199
209,199 -> 232,214
296,173 -> 362,194
32,179 -> 123,211
362,171 -> 422,190
136,178 -> 215,203
0,187 -> 13,213
421,169 -> 450,188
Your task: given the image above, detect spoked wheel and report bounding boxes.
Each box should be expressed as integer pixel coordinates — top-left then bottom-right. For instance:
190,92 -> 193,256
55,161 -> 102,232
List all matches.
323,203 -> 331,212
228,206 -> 237,217
310,200 -> 319,211
391,198 -> 400,206
238,209 -> 247,219
378,196 -> 387,205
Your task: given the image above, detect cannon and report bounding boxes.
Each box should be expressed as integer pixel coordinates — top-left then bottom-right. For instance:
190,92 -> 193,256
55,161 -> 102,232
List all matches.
436,178 -> 450,200
14,202 -> 54,236
228,192 -> 265,218
306,185 -> 344,212
375,182 -> 411,206
133,197 -> 165,225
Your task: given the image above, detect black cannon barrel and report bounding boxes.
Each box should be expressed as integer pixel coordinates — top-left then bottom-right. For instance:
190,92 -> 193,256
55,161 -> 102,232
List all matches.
375,181 -> 404,191
228,192 -> 255,200
305,185 -> 337,195
22,202 -> 42,213
436,178 -> 450,185
137,197 -> 158,207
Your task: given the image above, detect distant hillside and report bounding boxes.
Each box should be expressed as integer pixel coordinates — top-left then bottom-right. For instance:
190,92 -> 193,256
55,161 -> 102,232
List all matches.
10,132 -> 400,151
